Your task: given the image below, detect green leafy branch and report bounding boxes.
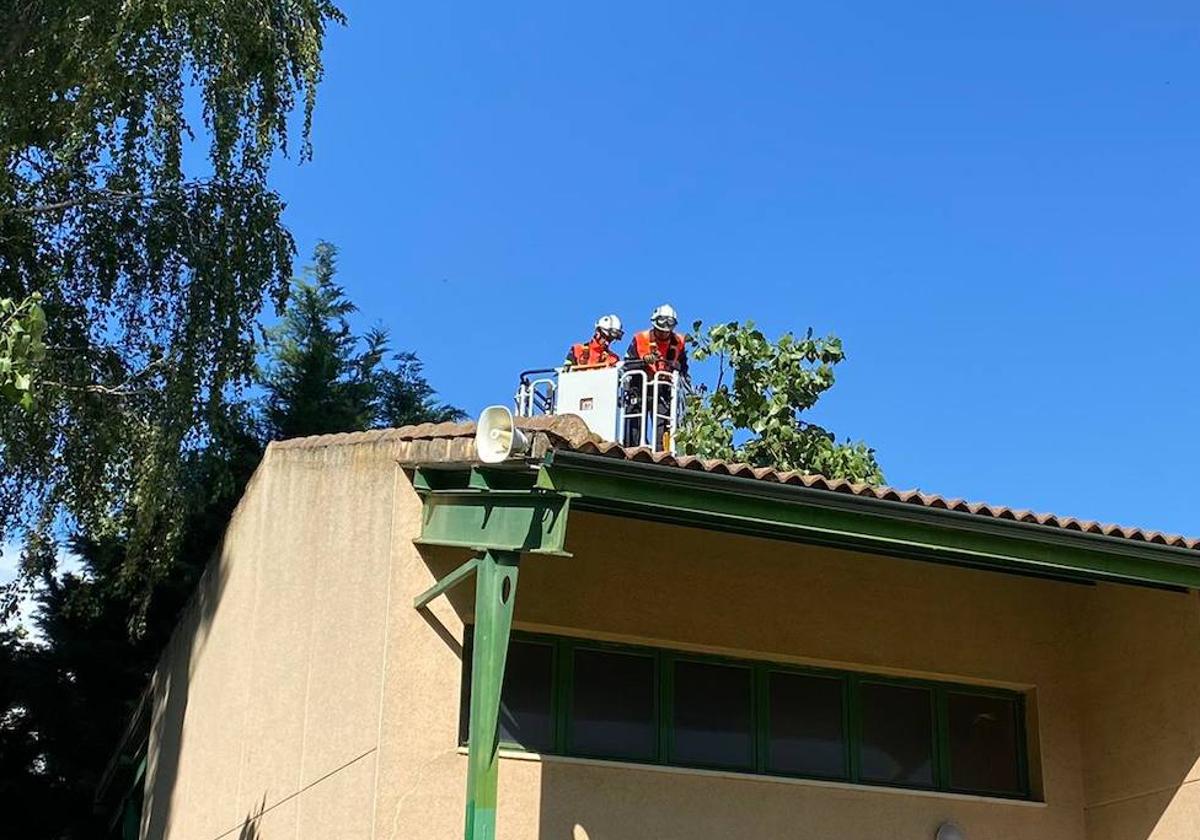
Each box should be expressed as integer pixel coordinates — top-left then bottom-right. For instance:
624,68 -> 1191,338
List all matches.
675,320 -> 884,484
0,294 -> 47,410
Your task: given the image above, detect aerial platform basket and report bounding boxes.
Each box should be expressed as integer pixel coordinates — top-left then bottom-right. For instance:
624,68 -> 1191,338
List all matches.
514,363 -> 686,453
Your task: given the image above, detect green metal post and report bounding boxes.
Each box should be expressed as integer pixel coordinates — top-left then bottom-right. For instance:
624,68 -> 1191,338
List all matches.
464,549 -> 520,840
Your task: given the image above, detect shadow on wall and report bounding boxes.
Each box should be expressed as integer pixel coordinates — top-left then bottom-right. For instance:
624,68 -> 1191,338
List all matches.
416,547 -> 476,655
140,533 -> 234,840
1074,585 -> 1200,840
237,797 -> 266,840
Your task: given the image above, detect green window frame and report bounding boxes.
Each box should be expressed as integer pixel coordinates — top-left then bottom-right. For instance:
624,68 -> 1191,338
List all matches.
460,629 -> 1032,800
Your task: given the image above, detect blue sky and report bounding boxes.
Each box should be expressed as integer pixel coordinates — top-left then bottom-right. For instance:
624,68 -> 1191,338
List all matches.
267,2 -> 1198,537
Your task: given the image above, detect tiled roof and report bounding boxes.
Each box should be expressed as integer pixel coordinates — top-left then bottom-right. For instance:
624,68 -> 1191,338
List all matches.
572,438 -> 1200,552
272,416 -> 1200,553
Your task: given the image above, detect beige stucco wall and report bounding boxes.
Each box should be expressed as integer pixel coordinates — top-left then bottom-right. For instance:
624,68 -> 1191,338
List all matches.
1079,582 -> 1200,839
142,437 -> 402,840
140,442 -> 1200,840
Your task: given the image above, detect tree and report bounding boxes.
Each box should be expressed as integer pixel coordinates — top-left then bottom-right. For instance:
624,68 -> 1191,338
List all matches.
260,242 -> 463,440
676,321 -> 884,484
0,293 -> 46,408
376,351 -> 467,428
260,243 -> 378,439
0,626 -> 65,835
0,0 -> 345,620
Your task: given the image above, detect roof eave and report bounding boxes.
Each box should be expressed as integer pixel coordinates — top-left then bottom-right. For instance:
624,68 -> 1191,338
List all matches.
539,449 -> 1200,591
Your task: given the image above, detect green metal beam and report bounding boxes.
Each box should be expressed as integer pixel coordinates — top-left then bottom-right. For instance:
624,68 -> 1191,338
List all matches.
413,557 -> 479,609
464,550 -> 520,840
413,466 -> 539,492
538,450 -> 1200,590
416,488 -> 572,556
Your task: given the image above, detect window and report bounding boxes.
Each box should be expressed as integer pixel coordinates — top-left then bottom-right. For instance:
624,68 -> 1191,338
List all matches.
671,659 -> 753,769
460,633 -> 555,752
859,681 -> 935,787
766,670 -> 847,779
459,630 -> 1031,800
947,690 -> 1024,795
570,647 -> 657,760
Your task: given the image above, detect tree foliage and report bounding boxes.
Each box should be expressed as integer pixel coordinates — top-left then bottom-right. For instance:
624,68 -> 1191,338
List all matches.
261,243 -> 376,439
0,0 -> 345,622
260,242 -> 463,440
676,320 -> 884,484
375,351 -> 466,428
0,292 -> 46,408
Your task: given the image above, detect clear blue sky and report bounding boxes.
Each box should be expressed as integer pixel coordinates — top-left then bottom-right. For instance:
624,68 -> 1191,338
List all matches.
269,2 -> 1199,537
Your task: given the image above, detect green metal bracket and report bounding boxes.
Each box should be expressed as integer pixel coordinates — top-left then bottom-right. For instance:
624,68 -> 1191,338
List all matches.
416,488 -> 573,557
413,557 -> 480,609
464,550 -> 520,840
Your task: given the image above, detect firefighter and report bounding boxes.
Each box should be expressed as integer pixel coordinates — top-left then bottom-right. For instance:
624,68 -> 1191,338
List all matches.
564,314 -> 624,369
625,304 -> 688,379
623,304 -> 688,448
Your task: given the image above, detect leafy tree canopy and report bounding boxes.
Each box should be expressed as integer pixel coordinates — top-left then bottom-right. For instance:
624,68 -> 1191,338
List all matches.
676,320 -> 884,484
0,0 -> 345,622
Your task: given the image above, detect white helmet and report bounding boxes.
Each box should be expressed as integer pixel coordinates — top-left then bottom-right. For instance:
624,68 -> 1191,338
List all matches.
651,303 -> 678,331
595,313 -> 624,340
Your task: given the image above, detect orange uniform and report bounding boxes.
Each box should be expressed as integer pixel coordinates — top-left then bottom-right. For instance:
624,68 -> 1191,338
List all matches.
626,329 -> 688,377
565,337 -> 619,368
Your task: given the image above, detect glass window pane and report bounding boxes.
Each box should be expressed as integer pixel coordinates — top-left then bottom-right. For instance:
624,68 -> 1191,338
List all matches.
570,648 -> 656,760
859,682 -> 934,786
767,671 -> 847,778
499,640 -> 555,751
948,692 -> 1023,794
460,635 -> 555,752
672,660 -> 753,769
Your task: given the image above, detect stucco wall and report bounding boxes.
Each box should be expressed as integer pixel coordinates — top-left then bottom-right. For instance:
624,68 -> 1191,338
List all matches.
1079,583 -> 1200,839
142,437 -> 402,840
142,448 -> 1200,840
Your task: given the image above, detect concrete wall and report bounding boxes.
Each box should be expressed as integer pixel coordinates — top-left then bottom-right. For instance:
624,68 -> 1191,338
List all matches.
141,443 -> 1200,840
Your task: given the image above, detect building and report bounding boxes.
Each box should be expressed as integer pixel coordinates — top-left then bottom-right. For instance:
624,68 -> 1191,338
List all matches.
101,416 -> 1200,840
